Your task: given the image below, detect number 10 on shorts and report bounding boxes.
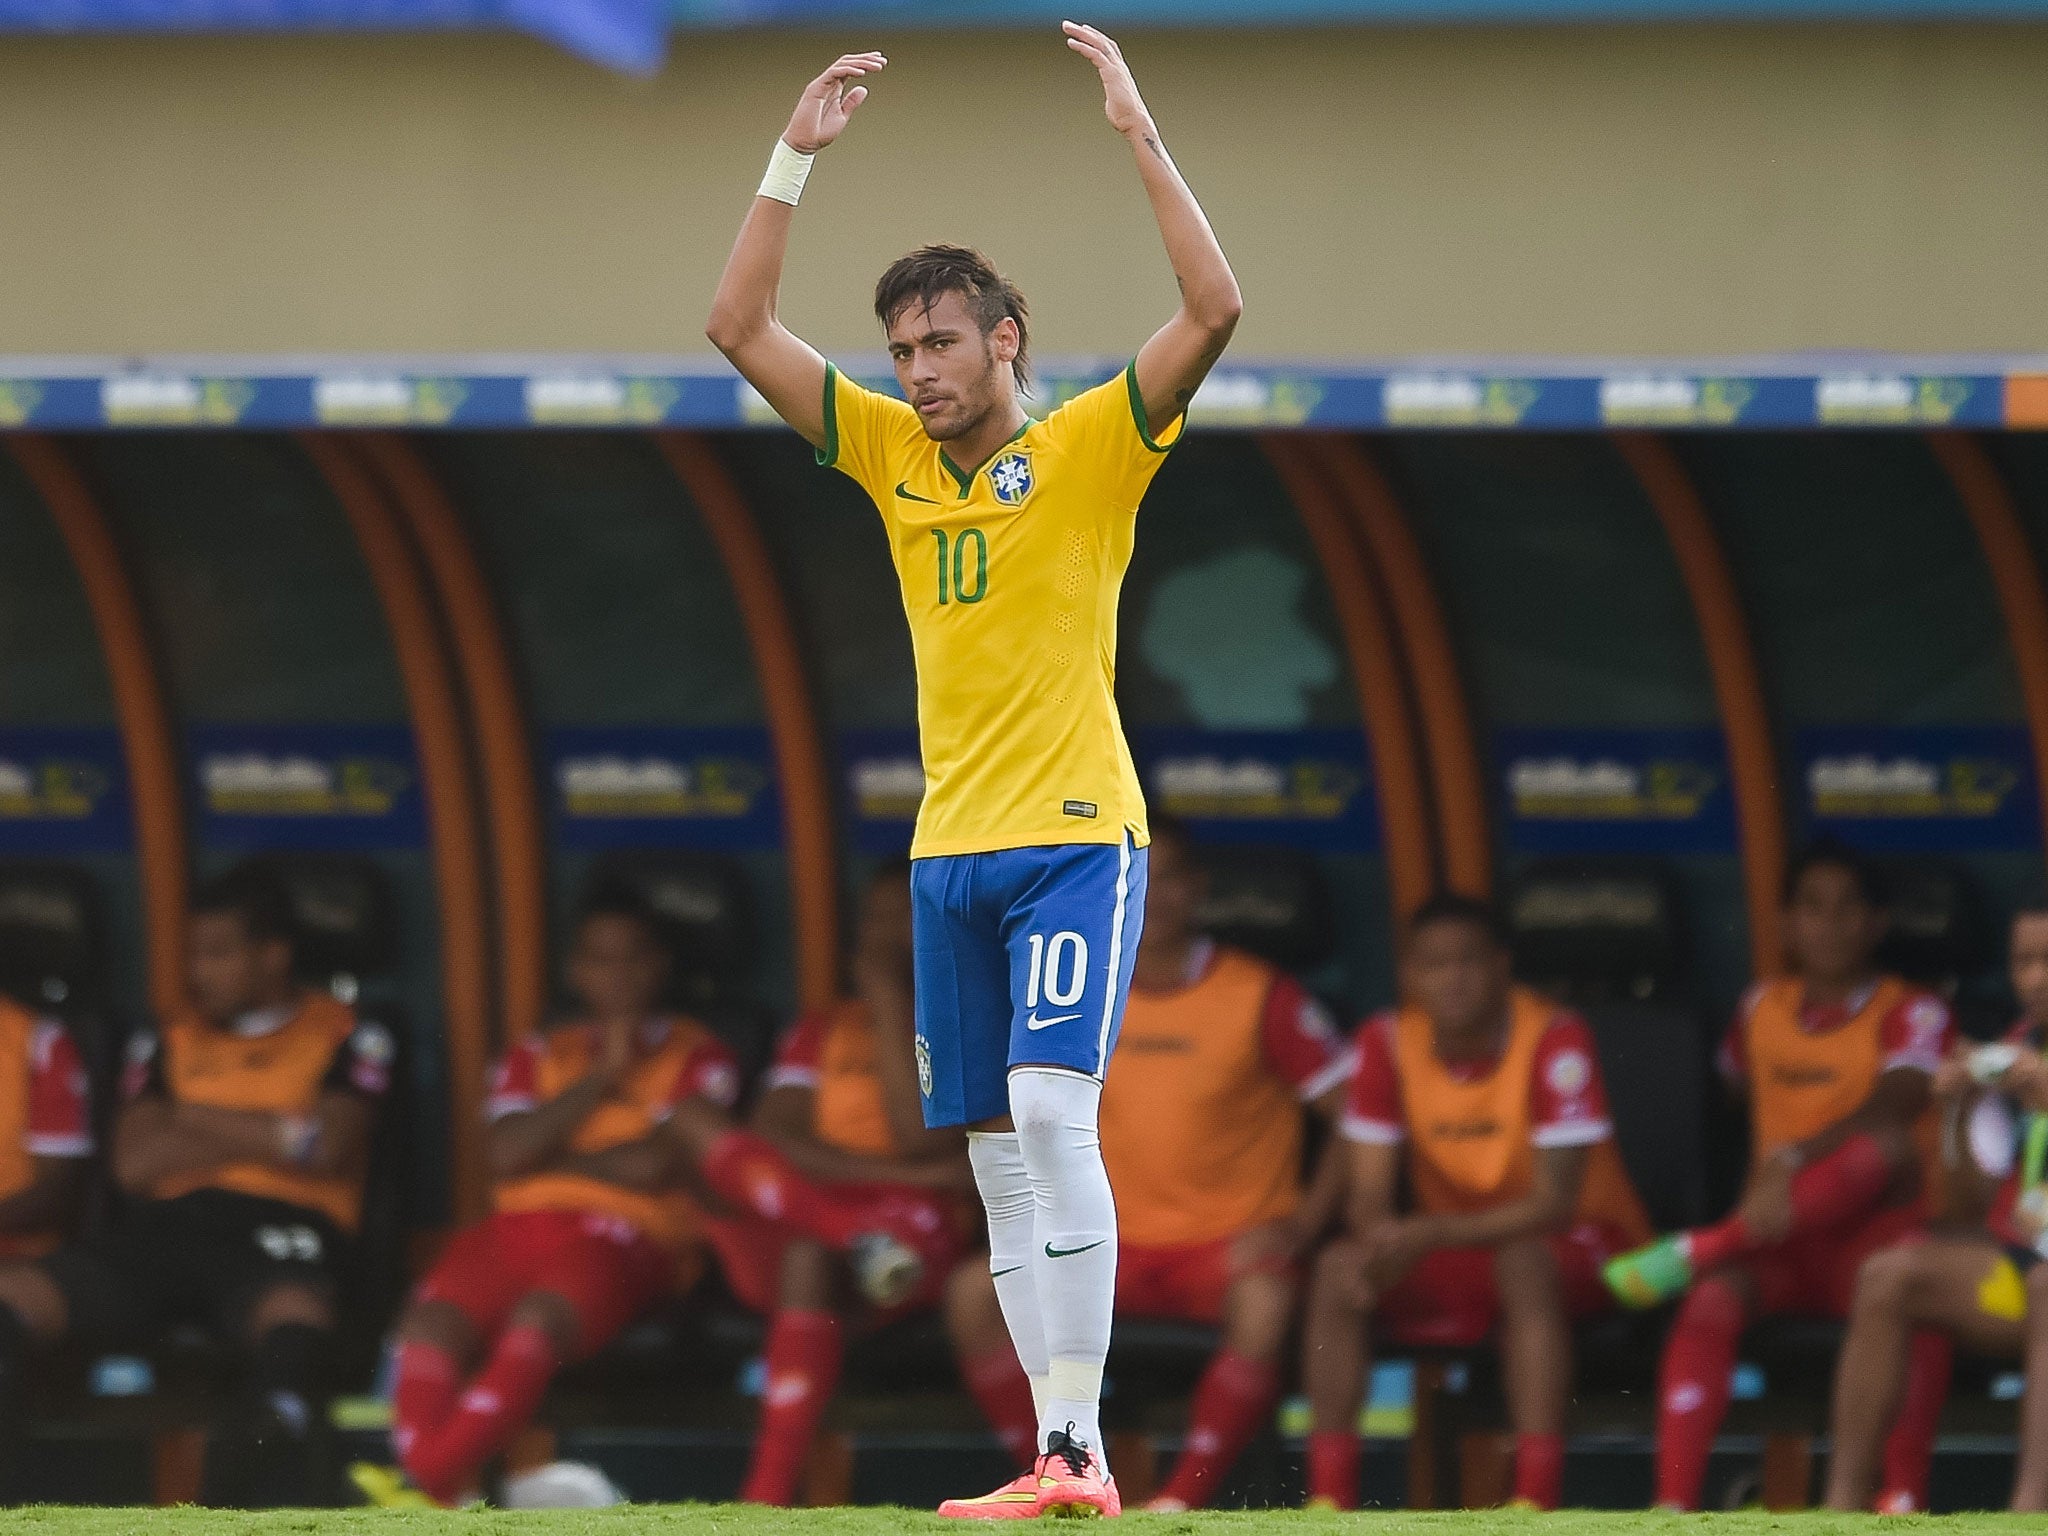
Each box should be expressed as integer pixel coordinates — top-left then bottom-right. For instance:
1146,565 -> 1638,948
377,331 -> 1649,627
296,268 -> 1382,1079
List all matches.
1025,930 -> 1090,1014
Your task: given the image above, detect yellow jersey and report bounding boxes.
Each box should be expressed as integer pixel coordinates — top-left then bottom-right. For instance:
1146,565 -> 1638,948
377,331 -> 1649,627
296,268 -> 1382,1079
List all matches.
821,362 -> 1182,858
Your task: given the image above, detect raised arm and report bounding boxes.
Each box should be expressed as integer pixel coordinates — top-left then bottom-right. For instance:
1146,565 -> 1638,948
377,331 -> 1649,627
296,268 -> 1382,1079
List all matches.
1065,22 -> 1242,439
705,52 -> 886,448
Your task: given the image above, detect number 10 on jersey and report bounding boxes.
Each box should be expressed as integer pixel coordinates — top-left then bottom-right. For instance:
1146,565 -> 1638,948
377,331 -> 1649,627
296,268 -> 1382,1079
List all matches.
932,527 -> 988,606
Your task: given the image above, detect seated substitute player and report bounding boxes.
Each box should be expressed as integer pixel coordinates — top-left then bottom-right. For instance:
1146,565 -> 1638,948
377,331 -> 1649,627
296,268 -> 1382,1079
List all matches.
0,983 -> 93,1497
0,863 -> 391,1507
1603,838 -> 1955,1510
0,986 -> 93,1260
709,862 -> 977,1506
372,887 -> 745,1508
707,20 -> 1240,1520
1300,894 -> 1651,1512
1822,895 -> 2048,1514
944,818 -> 1353,1512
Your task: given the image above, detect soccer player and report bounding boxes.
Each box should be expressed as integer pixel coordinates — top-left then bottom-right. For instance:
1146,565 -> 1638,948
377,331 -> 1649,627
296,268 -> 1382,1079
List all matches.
1821,896 -> 2048,1514
0,989 -> 92,1260
944,818 -> 1353,1510
708,863 -> 976,1506
1300,894 -> 1651,1512
0,863 -> 392,1507
1602,839 -> 1955,1510
706,19 -> 1241,1518
374,888 -> 744,1507
0,984 -> 93,1498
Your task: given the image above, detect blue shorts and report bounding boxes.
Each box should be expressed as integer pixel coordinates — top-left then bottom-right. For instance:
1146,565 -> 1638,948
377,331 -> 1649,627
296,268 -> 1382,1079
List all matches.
911,833 -> 1149,1128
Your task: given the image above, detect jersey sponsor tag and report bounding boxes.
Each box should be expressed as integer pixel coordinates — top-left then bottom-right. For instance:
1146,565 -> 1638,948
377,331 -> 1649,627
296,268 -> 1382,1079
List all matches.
1062,799 -> 1098,819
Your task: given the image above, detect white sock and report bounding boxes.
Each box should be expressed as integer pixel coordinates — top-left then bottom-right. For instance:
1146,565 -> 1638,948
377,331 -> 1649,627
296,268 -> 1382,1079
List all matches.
1009,1066 -> 1117,1467
968,1129 -> 1050,1439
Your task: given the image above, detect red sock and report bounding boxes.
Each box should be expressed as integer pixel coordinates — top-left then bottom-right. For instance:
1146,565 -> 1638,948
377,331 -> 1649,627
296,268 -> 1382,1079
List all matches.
1655,1278 -> 1746,1509
1158,1349 -> 1278,1509
1306,1429 -> 1360,1509
702,1130 -> 863,1249
741,1310 -> 844,1505
1877,1328 -> 1952,1509
1513,1432 -> 1566,1509
390,1340 -> 460,1464
962,1345 -> 1041,1470
401,1324 -> 560,1505
1686,1135 -> 1893,1272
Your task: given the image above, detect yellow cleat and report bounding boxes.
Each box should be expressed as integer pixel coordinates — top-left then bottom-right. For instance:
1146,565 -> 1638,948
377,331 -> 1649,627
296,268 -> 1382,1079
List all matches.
349,1461 -> 437,1509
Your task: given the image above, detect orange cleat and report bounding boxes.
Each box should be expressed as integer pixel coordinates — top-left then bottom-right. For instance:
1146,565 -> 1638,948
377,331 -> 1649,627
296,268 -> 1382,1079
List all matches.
938,1469 -> 1051,1520
1033,1428 -> 1120,1519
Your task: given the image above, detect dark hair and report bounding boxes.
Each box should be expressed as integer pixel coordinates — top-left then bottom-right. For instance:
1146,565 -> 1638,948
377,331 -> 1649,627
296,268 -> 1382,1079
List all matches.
1784,836 -> 1887,909
575,882 -> 668,953
874,244 -> 1032,392
191,862 -> 298,951
1408,891 -> 1510,949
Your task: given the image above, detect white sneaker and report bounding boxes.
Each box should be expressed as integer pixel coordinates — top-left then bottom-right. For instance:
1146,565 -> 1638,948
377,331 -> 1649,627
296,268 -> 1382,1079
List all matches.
850,1230 -> 924,1308
501,1460 -> 627,1508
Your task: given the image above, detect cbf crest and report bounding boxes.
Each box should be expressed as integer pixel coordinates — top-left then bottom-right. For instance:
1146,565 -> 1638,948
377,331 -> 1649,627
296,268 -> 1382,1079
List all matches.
988,450 -> 1034,506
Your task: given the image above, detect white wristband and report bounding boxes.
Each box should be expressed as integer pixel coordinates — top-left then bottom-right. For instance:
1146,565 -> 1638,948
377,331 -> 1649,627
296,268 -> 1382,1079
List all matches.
758,139 -> 815,206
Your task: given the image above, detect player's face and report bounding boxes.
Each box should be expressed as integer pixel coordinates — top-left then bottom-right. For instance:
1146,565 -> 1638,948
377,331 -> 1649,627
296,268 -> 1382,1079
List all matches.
1137,835 -> 1203,957
1785,863 -> 1886,984
854,873 -> 914,971
185,911 -> 292,1023
2011,912 -> 2048,1025
885,290 -> 1017,443
567,913 -> 668,1022
1403,918 -> 1510,1037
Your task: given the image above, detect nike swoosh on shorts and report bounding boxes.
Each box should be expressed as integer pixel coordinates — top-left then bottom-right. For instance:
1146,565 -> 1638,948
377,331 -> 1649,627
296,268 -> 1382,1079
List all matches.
1024,1011 -> 1083,1031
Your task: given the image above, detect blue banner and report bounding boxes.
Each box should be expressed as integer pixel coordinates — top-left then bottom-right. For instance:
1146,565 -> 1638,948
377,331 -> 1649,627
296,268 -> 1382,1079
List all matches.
840,727 -> 923,856
1797,725 -> 2040,852
0,0 -> 666,73
1136,728 -> 1378,851
191,723 -> 424,850
839,726 -> 1379,852
0,727 -> 132,855
548,725 -> 781,850
1497,726 -> 1735,854
0,357 -> 2030,432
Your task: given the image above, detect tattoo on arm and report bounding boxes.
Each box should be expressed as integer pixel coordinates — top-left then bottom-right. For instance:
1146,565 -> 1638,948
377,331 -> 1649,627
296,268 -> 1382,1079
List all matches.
1143,135 -> 1169,165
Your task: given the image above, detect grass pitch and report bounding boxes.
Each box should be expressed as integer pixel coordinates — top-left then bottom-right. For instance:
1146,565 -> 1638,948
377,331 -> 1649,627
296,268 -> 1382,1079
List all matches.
4,1511 -> 2042,1536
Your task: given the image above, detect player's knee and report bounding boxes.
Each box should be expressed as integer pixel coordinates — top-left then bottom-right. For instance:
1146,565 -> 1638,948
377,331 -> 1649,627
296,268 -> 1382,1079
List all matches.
0,1261 -> 66,1343
244,1282 -> 333,1341
1850,1242 -> 1921,1315
1308,1241 -> 1373,1317
396,1298 -> 479,1360
1004,1072 -> 1074,1144
508,1291 -> 582,1358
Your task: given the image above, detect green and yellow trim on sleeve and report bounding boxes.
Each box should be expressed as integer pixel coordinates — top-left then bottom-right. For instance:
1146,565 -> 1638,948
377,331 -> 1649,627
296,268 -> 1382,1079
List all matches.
816,362 -> 841,468
1125,359 -> 1185,453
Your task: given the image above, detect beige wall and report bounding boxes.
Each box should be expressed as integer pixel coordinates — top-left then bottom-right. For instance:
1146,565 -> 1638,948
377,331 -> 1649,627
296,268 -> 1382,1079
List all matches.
1,24 -> 2044,359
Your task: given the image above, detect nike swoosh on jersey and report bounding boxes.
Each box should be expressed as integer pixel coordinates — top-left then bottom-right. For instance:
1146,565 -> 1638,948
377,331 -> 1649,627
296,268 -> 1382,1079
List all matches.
1045,1239 -> 1105,1259
895,481 -> 942,505
991,1265 -> 1024,1279
1024,1011 -> 1084,1031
